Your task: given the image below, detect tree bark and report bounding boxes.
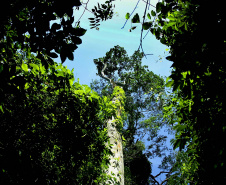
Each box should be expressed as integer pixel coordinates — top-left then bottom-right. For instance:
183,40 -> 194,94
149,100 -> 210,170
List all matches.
105,96 -> 124,185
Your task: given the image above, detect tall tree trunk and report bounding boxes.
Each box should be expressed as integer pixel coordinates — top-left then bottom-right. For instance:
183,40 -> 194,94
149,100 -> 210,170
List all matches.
105,89 -> 124,185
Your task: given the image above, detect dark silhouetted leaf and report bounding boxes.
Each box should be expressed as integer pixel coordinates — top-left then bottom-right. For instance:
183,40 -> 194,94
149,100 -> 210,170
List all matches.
67,51 -> 74,61
49,52 -> 58,58
142,22 -> 152,30
60,49 -> 67,63
151,10 -> 156,16
160,37 -> 167,44
156,2 -> 162,13
72,37 -> 82,45
73,28 -> 87,36
131,13 -> 140,23
51,23 -> 61,31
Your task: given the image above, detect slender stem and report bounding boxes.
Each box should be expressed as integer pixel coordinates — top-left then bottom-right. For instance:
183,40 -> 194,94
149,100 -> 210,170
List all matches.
121,0 -> 141,29
138,0 -> 149,57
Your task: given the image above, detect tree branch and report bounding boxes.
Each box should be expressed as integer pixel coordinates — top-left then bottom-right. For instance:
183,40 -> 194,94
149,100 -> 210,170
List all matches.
138,0 -> 149,58
100,62 -> 112,83
150,171 -> 172,185
154,171 -> 171,178
141,0 -> 156,8
150,174 -> 160,185
75,0 -> 90,25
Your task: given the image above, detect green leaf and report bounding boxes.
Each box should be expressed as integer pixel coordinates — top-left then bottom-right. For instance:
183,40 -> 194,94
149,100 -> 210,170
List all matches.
125,13 -> 130,20
39,64 -> 45,74
174,124 -> 186,132
122,135 -> 127,142
185,22 -> 188,30
166,79 -> 174,87
29,63 -> 39,71
131,26 -> 137,30
56,71 -> 65,77
164,21 -> 176,29
21,63 -> 28,72
156,2 -> 162,13
131,13 -> 140,23
160,37 -> 167,44
74,28 -> 87,36
24,83 -> 29,90
147,13 -> 151,20
179,21 -> 185,27
168,16 -> 176,21
0,105 -> 4,113
69,78 -> 74,86
173,138 -> 181,150
142,22 -> 152,30
0,64 -> 3,73
151,10 -> 156,16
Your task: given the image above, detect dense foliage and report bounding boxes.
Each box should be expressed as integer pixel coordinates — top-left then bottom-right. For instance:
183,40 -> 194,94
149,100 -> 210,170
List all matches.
0,53 -> 114,184
131,0 -> 226,184
0,0 -> 115,110
0,1 -> 116,184
125,0 -> 226,183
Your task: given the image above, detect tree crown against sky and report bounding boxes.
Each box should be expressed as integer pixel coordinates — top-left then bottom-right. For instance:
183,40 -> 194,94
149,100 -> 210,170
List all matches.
92,46 -> 173,184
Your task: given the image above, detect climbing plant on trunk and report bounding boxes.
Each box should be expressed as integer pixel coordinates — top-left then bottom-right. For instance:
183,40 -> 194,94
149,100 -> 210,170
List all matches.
94,46 -> 128,185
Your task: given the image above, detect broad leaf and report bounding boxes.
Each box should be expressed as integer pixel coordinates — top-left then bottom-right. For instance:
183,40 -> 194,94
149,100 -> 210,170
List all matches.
49,52 -> 58,58
131,13 -> 140,23
147,13 -> 151,20
125,13 -> 130,20
156,2 -> 162,13
151,10 -> 156,16
73,28 -> 87,36
21,63 -> 28,72
142,22 -> 152,30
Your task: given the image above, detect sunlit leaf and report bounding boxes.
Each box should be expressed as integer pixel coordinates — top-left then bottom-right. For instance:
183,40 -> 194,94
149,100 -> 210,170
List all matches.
125,12 -> 130,20
21,63 -> 28,72
147,13 -> 151,20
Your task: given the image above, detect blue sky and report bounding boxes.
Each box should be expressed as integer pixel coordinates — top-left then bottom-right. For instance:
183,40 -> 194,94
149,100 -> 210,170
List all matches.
56,0 -> 173,182
56,0 -> 172,85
